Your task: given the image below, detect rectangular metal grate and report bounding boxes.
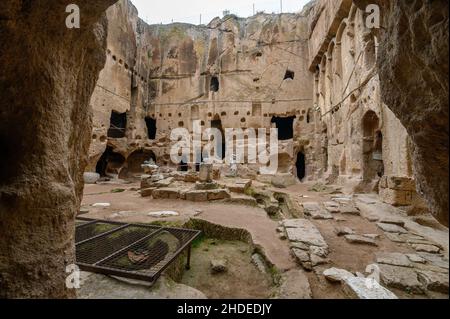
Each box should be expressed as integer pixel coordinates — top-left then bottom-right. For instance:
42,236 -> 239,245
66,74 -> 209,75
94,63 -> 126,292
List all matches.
75,218 -> 201,283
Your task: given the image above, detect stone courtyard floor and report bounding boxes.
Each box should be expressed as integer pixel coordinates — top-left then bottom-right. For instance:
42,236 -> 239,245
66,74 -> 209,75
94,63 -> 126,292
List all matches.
79,180 -> 449,299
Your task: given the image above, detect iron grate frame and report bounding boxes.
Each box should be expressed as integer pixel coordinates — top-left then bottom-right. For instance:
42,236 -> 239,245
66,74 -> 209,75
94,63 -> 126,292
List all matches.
75,218 -> 201,284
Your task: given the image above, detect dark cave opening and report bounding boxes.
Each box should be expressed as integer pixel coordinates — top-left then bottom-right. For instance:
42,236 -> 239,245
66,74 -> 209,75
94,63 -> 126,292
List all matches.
95,146 -> 125,177
210,76 -> 220,92
284,69 -> 295,80
271,116 -> 296,140
145,117 -> 157,140
107,111 -> 127,138
296,151 -> 306,180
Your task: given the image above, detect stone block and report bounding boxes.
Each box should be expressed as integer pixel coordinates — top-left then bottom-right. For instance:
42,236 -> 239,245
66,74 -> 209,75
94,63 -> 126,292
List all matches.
141,187 -> 156,198
379,188 -> 413,206
207,189 -> 231,201
185,190 -> 208,202
152,188 -> 180,200
386,176 -> 416,191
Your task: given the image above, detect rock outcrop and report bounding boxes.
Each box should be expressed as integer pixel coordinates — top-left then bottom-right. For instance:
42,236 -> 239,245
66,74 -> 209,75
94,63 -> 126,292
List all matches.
353,0 -> 449,226
0,0 -> 116,298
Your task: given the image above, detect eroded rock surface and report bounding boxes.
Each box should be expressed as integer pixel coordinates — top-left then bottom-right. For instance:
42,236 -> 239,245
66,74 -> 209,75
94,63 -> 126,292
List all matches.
0,0 -> 117,298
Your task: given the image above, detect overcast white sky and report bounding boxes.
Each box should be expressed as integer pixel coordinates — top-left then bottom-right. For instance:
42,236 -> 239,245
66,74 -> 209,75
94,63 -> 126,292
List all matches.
131,0 -> 311,25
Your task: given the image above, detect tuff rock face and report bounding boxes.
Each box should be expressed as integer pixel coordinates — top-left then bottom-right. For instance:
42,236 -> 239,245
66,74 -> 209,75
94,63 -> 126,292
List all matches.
0,0 -> 448,300
353,0 -> 449,226
376,0 -> 449,226
0,0 -> 117,298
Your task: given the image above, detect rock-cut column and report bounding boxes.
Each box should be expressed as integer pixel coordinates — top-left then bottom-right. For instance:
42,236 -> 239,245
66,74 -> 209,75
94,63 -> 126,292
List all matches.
0,0 -> 117,298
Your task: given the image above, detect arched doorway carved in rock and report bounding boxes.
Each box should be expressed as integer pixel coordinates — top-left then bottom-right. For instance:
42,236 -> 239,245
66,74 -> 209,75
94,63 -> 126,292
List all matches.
95,146 -> 125,177
211,114 -> 225,160
296,151 -> 306,181
120,149 -> 157,179
362,110 -> 384,181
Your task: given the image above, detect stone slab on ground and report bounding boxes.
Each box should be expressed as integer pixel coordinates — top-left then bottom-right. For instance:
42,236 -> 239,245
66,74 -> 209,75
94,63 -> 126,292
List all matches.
92,202 -> 111,208
290,242 -> 310,251
291,248 -> 312,271
324,202 -> 340,213
323,267 -> 355,283
283,219 -> 328,248
416,270 -> 449,294
309,246 -> 328,258
355,195 -> 377,204
376,222 -> 408,234
376,252 -> 413,268
292,248 -> 310,263
342,276 -> 398,299
335,226 -> 355,236
412,244 -> 441,254
339,205 -> 361,216
309,209 -> 334,220
406,254 -> 427,264
379,217 -> 406,227
302,202 -> 321,212
378,264 -> 425,294
278,269 -> 312,299
302,202 -> 333,220
345,235 -> 378,246
362,234 -> 381,240
417,253 -> 449,270
310,254 -> 329,267
148,211 -> 179,218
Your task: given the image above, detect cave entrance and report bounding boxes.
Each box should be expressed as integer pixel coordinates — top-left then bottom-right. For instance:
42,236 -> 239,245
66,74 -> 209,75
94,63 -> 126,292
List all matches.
362,111 -> 384,181
210,76 -> 219,92
271,116 -> 296,140
296,151 -> 306,180
107,111 -> 127,138
145,117 -> 157,140
95,146 -> 125,177
195,150 -> 203,172
284,69 -> 295,80
179,157 -> 189,172
211,115 -> 225,160
124,150 -> 157,178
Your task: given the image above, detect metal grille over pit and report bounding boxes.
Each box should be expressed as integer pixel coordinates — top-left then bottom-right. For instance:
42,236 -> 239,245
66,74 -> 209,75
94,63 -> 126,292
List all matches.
75,218 -> 201,283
